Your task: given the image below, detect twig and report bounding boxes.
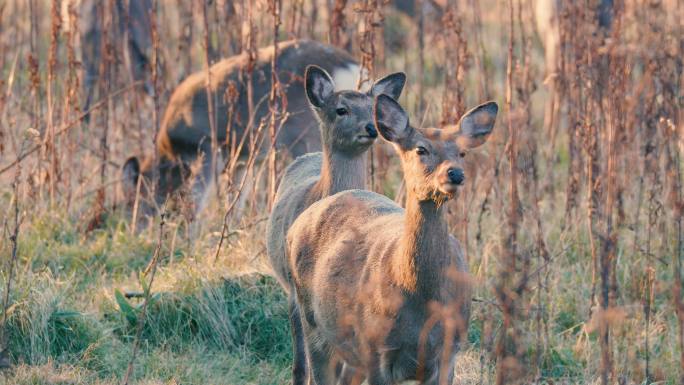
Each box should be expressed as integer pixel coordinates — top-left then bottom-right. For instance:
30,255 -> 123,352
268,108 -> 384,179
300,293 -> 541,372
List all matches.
0,81 -> 144,176
122,209 -> 166,385
0,161 -> 21,364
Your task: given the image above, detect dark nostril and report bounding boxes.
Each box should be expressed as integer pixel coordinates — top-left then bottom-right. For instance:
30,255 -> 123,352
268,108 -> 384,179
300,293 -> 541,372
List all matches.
447,168 -> 465,185
365,123 -> 378,138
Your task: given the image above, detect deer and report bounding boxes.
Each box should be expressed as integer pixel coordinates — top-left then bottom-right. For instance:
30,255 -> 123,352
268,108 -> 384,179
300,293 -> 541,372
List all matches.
61,0 -> 154,116
121,39 -> 362,219
533,0 -> 613,140
286,94 -> 497,385
266,66 -> 406,385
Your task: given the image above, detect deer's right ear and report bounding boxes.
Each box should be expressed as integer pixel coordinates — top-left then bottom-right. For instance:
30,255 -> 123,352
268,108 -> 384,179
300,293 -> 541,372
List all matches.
374,94 -> 410,143
122,157 -> 141,194
305,65 -> 335,109
370,72 -> 406,100
455,101 -> 498,149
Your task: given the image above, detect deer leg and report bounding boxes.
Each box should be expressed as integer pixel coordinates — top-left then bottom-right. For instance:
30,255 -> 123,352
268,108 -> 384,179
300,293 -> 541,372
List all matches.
336,363 -> 364,385
301,321 -> 334,385
189,145 -> 218,216
289,295 -> 308,385
421,354 -> 456,385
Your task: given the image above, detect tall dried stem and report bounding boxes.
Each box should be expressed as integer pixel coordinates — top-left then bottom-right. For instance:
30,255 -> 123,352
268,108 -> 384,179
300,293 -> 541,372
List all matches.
267,0 -> 283,208
495,0 -> 522,383
122,210 -> 166,385
201,1 -> 219,202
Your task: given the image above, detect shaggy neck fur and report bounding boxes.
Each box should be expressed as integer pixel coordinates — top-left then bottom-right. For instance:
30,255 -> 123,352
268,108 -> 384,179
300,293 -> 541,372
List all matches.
312,146 -> 367,200
394,192 -> 450,296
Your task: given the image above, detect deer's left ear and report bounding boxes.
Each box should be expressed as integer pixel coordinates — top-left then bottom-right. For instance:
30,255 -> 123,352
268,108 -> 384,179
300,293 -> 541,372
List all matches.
455,101 -> 498,149
374,94 -> 411,144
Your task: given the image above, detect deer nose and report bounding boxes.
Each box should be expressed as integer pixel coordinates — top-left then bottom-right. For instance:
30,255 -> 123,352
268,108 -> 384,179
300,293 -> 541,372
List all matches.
365,123 -> 378,138
447,168 -> 465,185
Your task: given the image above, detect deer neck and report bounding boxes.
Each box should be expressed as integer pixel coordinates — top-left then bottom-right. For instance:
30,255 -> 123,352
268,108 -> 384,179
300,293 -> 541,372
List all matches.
393,193 -> 450,296
311,147 -> 367,200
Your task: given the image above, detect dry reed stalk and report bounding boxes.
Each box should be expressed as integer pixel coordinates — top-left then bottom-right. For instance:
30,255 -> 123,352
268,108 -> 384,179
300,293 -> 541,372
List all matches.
0,81 -> 144,177
0,161 -> 21,363
440,0 -> 471,262
439,0 -> 468,125
176,0 -> 193,78
243,0 -> 257,135
214,120 -> 269,263
356,0 -> 382,191
468,0 -> 488,100
88,0 -> 115,231
267,0 -> 283,209
122,209 -> 167,385
287,0 -> 305,38
495,0 -> 522,383
309,0 -> 319,39
416,0 -> 425,113
45,0 -> 61,206
597,3 -> 629,382
330,0 -> 348,48
27,0 -> 41,202
62,1 -> 80,211
200,1 -> 220,203
515,0 -> 547,375
149,0 -> 160,138
642,266 -> 655,382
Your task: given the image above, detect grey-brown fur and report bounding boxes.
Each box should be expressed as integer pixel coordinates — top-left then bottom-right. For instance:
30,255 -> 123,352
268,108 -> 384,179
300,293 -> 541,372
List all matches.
286,95 -> 497,384
267,68 -> 406,384
122,40 -> 360,216
62,0 -> 153,115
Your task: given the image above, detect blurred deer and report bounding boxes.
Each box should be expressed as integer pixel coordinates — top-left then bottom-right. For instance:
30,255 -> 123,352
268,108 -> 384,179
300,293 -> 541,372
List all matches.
267,66 -> 406,384
286,95 -> 497,385
121,40 -> 361,219
61,0 -> 153,116
534,0 -> 613,138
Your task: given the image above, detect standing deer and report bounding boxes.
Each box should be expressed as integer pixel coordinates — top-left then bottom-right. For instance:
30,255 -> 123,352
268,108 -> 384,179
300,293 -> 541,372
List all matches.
121,40 -> 361,218
286,95 -> 497,384
267,66 -> 406,384
61,0 -> 153,115
534,0 -> 613,137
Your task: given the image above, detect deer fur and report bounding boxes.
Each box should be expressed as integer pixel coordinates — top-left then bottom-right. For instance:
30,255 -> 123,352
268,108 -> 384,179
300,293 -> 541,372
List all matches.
286,95 -> 497,384
121,40 -> 360,217
267,67 -> 406,384
62,0 -> 153,114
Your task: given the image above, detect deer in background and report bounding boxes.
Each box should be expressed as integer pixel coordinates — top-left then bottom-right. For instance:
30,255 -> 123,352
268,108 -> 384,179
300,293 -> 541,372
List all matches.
121,40 -> 361,219
286,95 -> 497,384
61,0 -> 154,116
267,66 -> 406,384
534,0 -> 613,138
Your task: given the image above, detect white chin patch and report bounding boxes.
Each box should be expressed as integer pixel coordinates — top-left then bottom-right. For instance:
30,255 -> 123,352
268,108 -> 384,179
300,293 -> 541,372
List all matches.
332,64 -> 362,91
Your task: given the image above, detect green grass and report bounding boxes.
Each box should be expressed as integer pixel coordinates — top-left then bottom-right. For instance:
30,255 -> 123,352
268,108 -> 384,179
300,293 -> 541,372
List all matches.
1,208 -> 292,384
1,205 -> 680,384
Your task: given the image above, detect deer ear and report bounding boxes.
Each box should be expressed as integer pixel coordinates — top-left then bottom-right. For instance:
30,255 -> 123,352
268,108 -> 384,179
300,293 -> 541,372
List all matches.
374,94 -> 410,143
305,65 -> 335,109
455,101 -> 498,149
122,157 -> 141,196
370,72 -> 406,100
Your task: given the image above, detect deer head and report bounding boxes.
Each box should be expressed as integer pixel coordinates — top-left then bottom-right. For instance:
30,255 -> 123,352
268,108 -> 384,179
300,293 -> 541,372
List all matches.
305,65 -> 406,157
374,94 -> 498,203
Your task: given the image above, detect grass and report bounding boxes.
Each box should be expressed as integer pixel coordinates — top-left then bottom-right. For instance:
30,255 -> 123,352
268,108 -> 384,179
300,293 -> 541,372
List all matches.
0,199 -> 679,384
1,206 -> 291,384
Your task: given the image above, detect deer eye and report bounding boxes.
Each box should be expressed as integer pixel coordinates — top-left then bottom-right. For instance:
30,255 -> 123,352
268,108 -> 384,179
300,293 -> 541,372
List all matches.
336,107 -> 348,116
459,151 -> 466,158
416,146 -> 428,156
